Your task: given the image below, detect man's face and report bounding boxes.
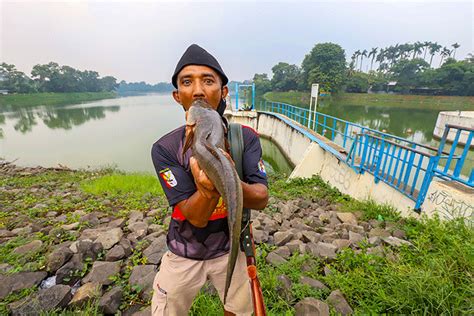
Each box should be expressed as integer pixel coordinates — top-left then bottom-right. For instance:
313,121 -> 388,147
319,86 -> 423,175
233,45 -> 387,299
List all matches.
173,65 -> 228,111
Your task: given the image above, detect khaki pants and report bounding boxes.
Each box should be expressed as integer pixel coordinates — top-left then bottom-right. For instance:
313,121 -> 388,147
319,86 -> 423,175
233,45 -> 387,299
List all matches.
151,250 -> 252,316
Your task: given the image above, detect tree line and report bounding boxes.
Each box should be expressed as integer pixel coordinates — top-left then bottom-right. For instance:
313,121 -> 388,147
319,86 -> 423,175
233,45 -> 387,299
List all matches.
0,62 -> 118,93
253,41 -> 473,96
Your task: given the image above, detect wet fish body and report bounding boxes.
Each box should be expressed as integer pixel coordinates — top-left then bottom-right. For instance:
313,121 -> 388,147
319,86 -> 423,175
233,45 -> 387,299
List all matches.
183,100 -> 243,303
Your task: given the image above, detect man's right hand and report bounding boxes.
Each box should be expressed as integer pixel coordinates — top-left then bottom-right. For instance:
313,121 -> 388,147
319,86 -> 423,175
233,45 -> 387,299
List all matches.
190,157 -> 220,200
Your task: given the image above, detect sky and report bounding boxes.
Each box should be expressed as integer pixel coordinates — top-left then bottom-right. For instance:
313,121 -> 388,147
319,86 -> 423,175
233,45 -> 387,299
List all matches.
1,0 -> 472,83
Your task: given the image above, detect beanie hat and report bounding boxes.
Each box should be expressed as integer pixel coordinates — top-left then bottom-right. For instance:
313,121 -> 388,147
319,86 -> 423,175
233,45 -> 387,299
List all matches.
172,44 -> 228,88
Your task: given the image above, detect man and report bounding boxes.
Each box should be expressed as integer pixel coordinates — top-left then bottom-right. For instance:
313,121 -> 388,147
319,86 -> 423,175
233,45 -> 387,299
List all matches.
151,44 -> 268,316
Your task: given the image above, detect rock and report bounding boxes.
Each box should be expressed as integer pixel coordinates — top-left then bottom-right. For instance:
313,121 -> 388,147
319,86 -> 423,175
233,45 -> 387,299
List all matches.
327,289 -> 353,315
336,212 -> 358,225
295,297 -> 330,316
11,226 -> 32,236
9,284 -> 72,316
301,231 -> 320,243
332,239 -> 351,250
107,218 -> 126,229
307,242 -> 337,260
46,211 -> 58,217
286,240 -> 304,254
319,213 -> 330,223
273,231 -> 294,246
83,261 -> 121,285
348,231 -> 364,245
80,213 -> 100,226
300,276 -> 329,291
148,224 -> 165,235
0,271 -> 47,299
369,228 -> 390,238
99,286 -> 123,315
0,229 -> 14,238
128,211 -> 144,223
95,228 -> 123,250
272,246 -> 291,259
0,263 -> 13,273
265,252 -> 288,266
75,239 -> 103,260
392,229 -> 406,239
47,247 -> 73,273
13,240 -> 43,255
252,229 -> 269,244
382,236 -> 413,247
128,221 -> 148,234
143,235 -> 167,264
61,222 -> 80,230
129,265 -> 156,300
119,238 -> 133,256
323,266 -> 332,276
69,282 -> 102,307
80,227 -> 107,240
276,275 -> 293,301
106,245 -> 126,261
321,231 -> 340,243
368,236 -> 382,246
56,254 -> 84,285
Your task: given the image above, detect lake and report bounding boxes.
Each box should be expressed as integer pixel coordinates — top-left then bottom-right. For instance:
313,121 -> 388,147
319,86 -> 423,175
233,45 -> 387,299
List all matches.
0,94 -> 471,175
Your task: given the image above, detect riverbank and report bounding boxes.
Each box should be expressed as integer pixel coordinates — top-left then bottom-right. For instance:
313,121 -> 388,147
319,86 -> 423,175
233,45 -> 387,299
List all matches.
0,92 -> 117,109
264,91 -> 474,111
0,162 -> 472,314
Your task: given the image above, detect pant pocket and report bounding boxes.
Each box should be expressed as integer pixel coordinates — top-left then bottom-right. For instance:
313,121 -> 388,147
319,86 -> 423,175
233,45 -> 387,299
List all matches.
151,283 -> 168,316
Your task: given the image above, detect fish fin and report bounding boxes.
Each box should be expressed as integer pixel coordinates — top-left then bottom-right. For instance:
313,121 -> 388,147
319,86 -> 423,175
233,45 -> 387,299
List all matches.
182,124 -> 195,161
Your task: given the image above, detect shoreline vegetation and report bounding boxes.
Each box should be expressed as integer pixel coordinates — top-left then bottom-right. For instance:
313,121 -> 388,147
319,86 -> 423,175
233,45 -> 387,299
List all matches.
264,91 -> 474,111
0,92 -> 117,109
0,161 -> 471,315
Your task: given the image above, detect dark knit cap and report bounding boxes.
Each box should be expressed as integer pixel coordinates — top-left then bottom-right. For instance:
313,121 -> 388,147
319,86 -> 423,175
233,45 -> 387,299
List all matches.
172,44 -> 228,88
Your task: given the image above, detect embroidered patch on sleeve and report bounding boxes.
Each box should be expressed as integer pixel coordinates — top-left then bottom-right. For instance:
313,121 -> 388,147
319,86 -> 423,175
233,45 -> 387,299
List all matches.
159,168 -> 178,188
258,159 -> 266,175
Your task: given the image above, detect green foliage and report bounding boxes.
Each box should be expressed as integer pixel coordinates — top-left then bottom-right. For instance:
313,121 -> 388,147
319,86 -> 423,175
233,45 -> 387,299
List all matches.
324,216 -> 474,314
301,43 -> 347,92
81,172 -> 163,197
253,73 -> 272,96
0,286 -> 38,315
345,71 -> 370,93
31,62 -> 118,93
0,92 -> 116,109
0,63 -> 37,93
270,62 -> 301,92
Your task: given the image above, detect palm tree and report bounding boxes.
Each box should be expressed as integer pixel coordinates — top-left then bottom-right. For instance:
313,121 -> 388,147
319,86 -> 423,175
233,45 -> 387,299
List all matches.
353,50 -> 361,70
368,47 -> 378,71
376,48 -> 386,72
422,41 -> 432,61
451,43 -> 460,59
359,50 -> 368,71
439,47 -> 452,66
412,41 -> 423,59
429,43 -> 442,67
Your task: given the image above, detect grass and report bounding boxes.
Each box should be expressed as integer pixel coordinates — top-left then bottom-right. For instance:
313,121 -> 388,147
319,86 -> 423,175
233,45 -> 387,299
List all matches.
80,172 -> 163,197
264,91 -> 474,111
1,166 -> 472,314
0,92 -> 116,109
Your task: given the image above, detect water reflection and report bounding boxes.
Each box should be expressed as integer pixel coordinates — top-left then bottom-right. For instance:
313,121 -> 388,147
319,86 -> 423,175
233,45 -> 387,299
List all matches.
317,103 -> 438,143
260,137 -> 294,176
0,105 -> 120,134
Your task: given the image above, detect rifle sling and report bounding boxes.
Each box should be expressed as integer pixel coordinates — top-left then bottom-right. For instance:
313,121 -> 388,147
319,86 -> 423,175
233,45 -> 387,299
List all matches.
228,123 -> 254,258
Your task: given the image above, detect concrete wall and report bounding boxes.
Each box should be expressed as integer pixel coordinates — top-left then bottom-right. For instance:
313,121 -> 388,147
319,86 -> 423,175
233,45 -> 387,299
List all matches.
227,110 -> 473,221
433,111 -> 474,145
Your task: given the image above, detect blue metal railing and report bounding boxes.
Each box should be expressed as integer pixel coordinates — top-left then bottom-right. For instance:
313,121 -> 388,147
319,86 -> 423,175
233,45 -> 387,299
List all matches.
258,101 -> 473,211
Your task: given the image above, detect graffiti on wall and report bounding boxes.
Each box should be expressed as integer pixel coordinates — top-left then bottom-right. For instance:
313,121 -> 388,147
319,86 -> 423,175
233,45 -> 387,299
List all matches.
427,189 -> 473,222
327,159 -> 352,191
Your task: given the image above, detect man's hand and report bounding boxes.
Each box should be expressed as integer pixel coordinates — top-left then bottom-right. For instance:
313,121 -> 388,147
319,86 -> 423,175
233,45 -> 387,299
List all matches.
190,157 -> 220,199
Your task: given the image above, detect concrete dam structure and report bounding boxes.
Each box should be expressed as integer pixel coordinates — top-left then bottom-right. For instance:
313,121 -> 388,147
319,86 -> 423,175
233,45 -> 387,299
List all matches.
226,106 -> 473,222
